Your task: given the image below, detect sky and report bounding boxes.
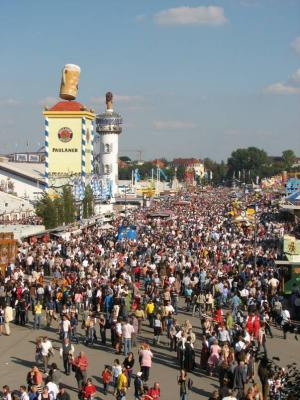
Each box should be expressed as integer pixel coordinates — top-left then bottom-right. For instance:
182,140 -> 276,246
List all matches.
0,0 -> 299,162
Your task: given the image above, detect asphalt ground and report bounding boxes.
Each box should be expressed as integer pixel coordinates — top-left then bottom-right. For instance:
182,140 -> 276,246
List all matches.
0,301 -> 299,400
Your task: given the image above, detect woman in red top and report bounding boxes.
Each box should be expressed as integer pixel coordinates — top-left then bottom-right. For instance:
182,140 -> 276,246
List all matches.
145,382 -> 160,400
82,378 -> 96,399
214,307 -> 224,325
253,313 -> 260,339
101,365 -> 112,395
246,314 -> 254,335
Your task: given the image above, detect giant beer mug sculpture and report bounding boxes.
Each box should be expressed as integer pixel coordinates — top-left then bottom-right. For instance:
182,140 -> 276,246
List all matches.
59,64 -> 81,100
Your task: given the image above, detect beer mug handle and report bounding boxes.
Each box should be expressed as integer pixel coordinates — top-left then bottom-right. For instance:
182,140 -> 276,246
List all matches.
62,67 -> 67,85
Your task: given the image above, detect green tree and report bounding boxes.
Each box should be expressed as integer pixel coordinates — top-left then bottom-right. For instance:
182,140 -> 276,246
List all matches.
82,185 -> 94,219
227,147 -> 269,182
119,156 -> 132,163
203,158 -> 228,185
176,165 -> 186,182
35,193 -> 57,229
62,185 -> 76,224
119,166 -> 133,180
282,149 -> 296,171
53,197 -> 64,225
165,166 -> 176,181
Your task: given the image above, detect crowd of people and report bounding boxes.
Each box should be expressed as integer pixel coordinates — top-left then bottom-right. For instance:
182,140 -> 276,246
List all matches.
0,187 -> 299,400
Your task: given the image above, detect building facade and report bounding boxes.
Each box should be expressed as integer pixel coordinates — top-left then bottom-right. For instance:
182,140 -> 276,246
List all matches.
43,101 -> 95,193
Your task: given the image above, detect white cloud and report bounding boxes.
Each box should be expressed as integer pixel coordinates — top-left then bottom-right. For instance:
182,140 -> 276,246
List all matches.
264,83 -> 300,94
154,6 -> 227,26
38,96 -> 58,106
291,36 -> 300,54
153,120 -> 196,129
90,94 -> 143,105
264,68 -> 300,94
0,98 -> 20,107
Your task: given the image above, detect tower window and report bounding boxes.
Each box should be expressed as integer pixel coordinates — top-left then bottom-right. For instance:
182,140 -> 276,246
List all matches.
104,164 -> 111,174
104,143 -> 112,153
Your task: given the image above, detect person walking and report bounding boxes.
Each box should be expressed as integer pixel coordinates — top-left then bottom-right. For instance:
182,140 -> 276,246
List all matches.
101,365 -> 112,395
4,304 -> 13,336
134,372 -> 143,400
177,369 -> 190,400
233,361 -> 247,400
81,378 -> 97,400
40,336 -> 53,374
116,367 -> 128,400
72,351 -> 89,390
59,338 -> 74,375
122,319 -> 134,357
123,352 -> 135,388
139,343 -> 153,382
153,314 -> 162,345
33,301 -> 43,330
281,307 -> 291,340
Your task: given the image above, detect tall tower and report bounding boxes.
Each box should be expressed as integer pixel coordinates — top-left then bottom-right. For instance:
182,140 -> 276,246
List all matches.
43,64 -> 95,194
96,92 -> 122,199
43,101 -> 95,193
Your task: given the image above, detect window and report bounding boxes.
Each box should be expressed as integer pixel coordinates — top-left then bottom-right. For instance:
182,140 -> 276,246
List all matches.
104,143 -> 113,154
104,164 -> 111,174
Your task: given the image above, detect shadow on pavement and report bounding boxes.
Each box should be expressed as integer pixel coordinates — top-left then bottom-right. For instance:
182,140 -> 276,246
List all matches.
11,356 -> 35,368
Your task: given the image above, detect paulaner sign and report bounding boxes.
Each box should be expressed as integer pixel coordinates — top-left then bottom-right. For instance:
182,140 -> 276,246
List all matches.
52,148 -> 78,152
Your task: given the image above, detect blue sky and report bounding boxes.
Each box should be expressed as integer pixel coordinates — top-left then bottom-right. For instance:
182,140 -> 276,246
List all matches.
0,0 -> 299,161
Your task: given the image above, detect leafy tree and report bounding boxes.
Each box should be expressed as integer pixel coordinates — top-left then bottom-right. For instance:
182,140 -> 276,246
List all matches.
53,197 -> 64,225
62,185 -> 76,224
176,165 -> 186,182
165,166 -> 176,181
204,158 -> 228,184
227,147 -> 269,182
119,166 -> 134,180
119,156 -> 132,163
282,149 -> 296,171
35,193 -> 57,229
82,185 -> 94,219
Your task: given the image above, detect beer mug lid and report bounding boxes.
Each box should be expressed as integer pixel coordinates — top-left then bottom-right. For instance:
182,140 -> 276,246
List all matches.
64,64 -> 81,72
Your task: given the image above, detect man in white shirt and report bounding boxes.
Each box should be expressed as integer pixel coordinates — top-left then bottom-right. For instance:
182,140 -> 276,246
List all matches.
61,315 -> 71,339
281,308 -> 291,339
269,276 -> 279,295
122,319 -> 135,357
235,336 -> 246,353
41,336 -> 53,373
46,380 -> 59,399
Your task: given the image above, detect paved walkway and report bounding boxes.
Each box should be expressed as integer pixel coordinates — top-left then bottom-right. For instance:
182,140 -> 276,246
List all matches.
0,305 -> 299,399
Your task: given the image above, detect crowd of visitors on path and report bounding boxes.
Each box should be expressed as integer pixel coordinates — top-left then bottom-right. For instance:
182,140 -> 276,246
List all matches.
0,187 -> 299,400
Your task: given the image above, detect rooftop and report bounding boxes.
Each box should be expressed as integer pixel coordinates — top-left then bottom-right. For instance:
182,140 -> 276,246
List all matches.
0,191 -> 34,214
0,161 -> 45,184
48,101 -> 85,111
172,158 -> 203,166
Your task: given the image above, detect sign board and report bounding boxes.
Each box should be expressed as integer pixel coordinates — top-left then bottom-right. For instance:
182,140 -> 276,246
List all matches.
284,235 -> 300,255
0,232 -> 17,275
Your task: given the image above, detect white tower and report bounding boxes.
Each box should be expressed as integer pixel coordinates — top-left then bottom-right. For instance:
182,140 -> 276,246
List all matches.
96,92 -> 122,199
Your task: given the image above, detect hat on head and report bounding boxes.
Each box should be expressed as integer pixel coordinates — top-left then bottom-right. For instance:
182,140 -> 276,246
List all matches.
137,372 -> 143,377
